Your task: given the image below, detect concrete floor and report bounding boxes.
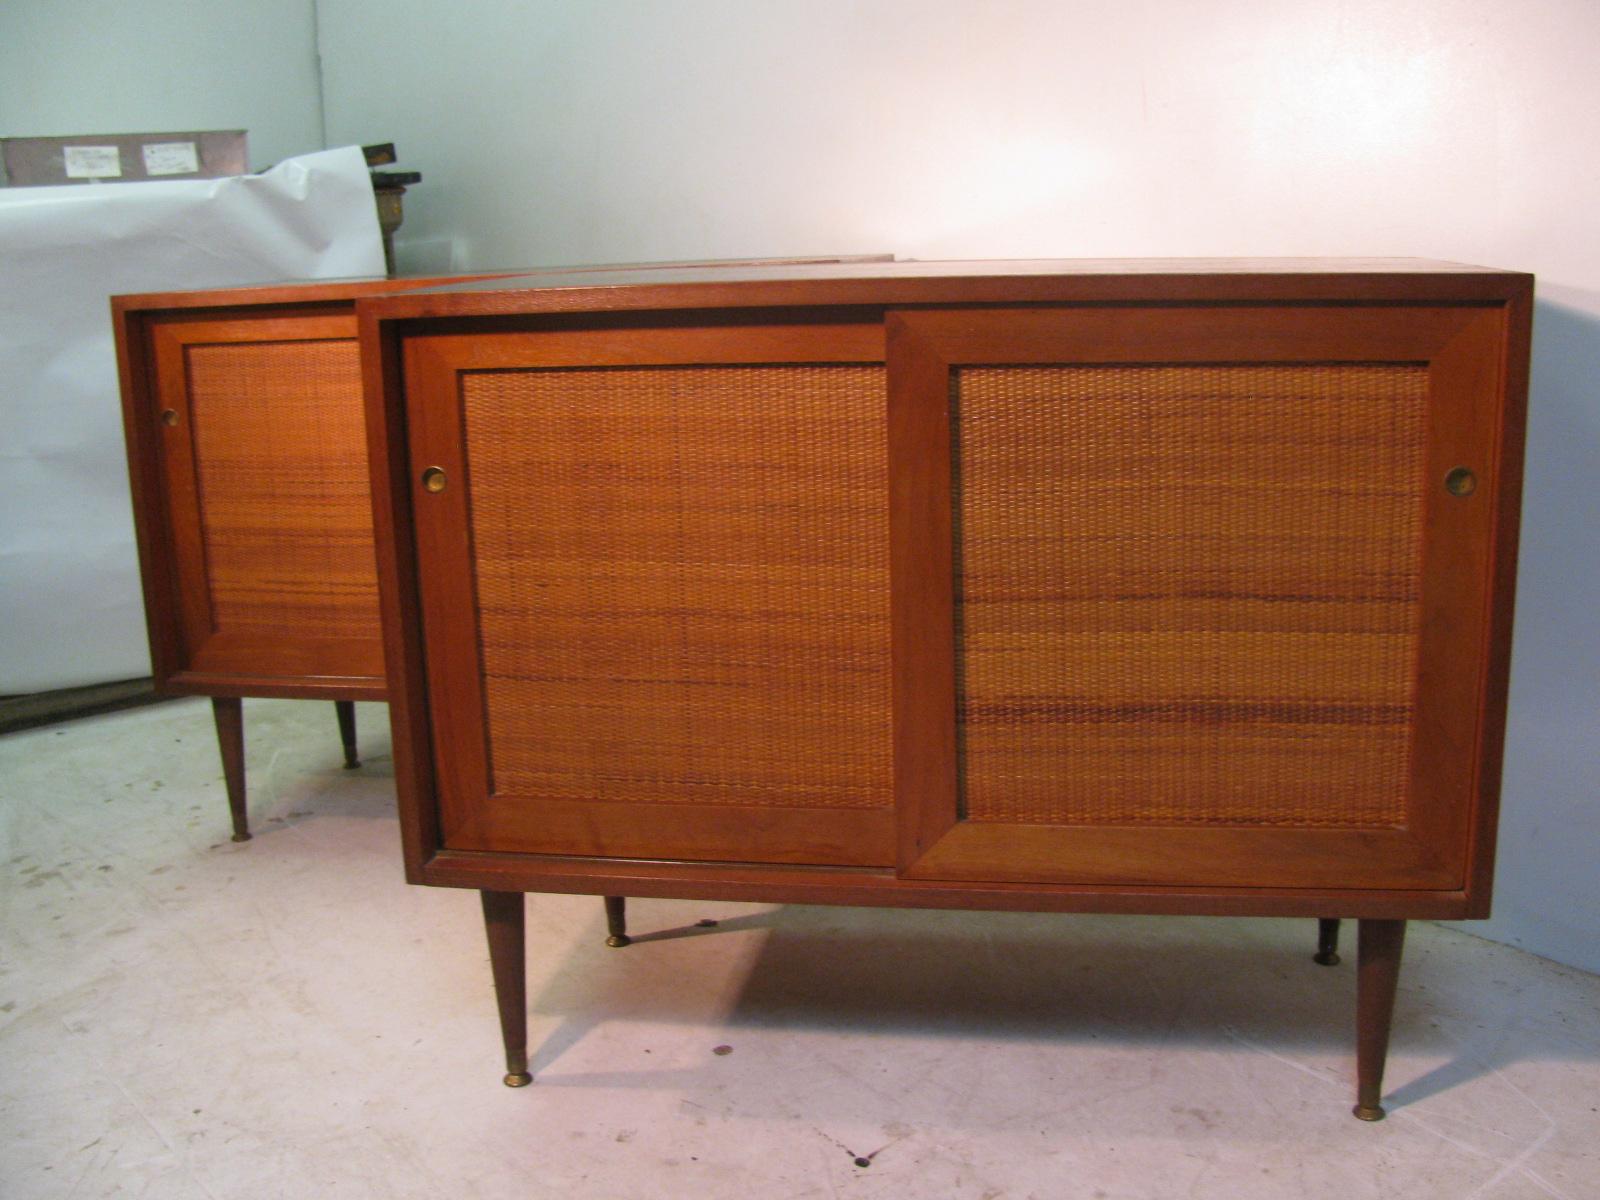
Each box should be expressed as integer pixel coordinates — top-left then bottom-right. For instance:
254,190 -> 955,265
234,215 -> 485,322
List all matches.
1,698 -> 1596,1200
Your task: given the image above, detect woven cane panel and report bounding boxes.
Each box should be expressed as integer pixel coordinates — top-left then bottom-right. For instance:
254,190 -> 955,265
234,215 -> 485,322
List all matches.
186,340 -> 378,638
955,364 -> 1428,828
464,364 -> 891,810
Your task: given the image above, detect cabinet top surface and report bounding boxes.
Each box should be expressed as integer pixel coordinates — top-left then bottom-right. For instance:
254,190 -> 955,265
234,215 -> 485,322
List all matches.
109,272 -> 495,314
108,254 -> 898,313
363,257 -> 1532,321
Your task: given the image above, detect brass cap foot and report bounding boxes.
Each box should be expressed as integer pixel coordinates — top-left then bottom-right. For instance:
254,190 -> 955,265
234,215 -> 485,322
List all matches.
1313,951 -> 1341,966
605,934 -> 632,948
1353,1103 -> 1386,1122
231,831 -> 252,843
503,1071 -> 533,1088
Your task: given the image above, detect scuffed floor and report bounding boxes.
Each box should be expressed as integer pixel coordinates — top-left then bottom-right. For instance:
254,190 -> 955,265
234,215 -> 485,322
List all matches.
1,697 -> 1596,1199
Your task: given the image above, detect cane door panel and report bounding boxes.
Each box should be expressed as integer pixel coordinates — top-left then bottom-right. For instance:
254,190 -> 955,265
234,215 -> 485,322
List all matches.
149,311 -> 385,683
888,306 -> 1507,890
403,323 -> 896,865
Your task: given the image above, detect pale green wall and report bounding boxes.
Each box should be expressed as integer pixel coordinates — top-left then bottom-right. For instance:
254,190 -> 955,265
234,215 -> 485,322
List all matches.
312,0 -> 1600,287
0,0 -> 324,174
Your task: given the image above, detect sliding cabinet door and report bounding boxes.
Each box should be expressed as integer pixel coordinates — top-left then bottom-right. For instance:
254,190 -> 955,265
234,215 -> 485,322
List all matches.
404,321 -> 895,865
148,309 -> 384,685
888,305 -> 1509,890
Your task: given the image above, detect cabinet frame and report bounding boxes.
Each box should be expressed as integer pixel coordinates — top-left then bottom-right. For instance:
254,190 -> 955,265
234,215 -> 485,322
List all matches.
360,260 -> 1531,921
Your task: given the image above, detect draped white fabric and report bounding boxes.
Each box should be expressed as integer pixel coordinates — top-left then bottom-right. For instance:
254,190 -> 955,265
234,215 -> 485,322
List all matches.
0,146 -> 385,693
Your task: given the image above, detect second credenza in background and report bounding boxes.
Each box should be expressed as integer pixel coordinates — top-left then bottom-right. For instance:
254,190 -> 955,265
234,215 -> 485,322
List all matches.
113,276 -> 444,839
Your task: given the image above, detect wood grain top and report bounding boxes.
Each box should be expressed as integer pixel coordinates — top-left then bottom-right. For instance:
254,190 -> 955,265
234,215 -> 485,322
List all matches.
362,257 -> 1533,322
109,254 -> 895,314
110,273 -> 496,314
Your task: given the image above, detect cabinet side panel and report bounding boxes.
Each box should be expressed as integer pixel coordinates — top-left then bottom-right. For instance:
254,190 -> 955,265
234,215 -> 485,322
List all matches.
114,309 -> 184,686
463,364 -> 892,817
185,339 -> 380,641
955,363 -> 1428,829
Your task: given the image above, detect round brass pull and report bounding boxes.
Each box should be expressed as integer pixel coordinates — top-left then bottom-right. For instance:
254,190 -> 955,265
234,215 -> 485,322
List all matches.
1444,467 -> 1477,497
421,466 -> 448,494
160,408 -> 179,427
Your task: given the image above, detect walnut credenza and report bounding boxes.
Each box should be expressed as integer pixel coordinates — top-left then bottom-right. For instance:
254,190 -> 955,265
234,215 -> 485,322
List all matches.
361,259 -> 1531,1119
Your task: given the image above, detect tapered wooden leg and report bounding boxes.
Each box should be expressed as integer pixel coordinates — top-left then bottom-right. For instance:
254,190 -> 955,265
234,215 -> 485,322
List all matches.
604,895 -> 631,948
1354,919 -> 1406,1121
1315,917 -> 1342,966
481,890 -> 531,1087
334,700 -> 360,768
211,697 -> 250,842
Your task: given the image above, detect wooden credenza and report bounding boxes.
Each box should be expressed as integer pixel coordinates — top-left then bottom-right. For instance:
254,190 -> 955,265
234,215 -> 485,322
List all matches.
363,259 -> 1530,1120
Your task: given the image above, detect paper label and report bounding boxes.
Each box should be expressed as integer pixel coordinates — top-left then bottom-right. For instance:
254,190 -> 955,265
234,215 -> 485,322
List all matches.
63,146 -> 122,179
142,141 -> 200,176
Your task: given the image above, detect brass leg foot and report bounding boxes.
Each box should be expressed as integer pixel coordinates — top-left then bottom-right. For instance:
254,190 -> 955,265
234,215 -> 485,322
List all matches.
1315,917 -> 1342,966
604,895 -> 631,948
1354,919 -> 1406,1122
482,890 -> 529,1091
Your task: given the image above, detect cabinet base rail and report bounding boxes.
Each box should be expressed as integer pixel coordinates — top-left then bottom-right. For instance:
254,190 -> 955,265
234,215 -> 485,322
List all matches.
475,891 -> 1404,1120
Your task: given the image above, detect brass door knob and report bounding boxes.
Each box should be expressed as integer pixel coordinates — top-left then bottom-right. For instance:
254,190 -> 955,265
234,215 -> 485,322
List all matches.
421,466 -> 448,493
160,408 -> 179,427
1444,467 -> 1476,497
